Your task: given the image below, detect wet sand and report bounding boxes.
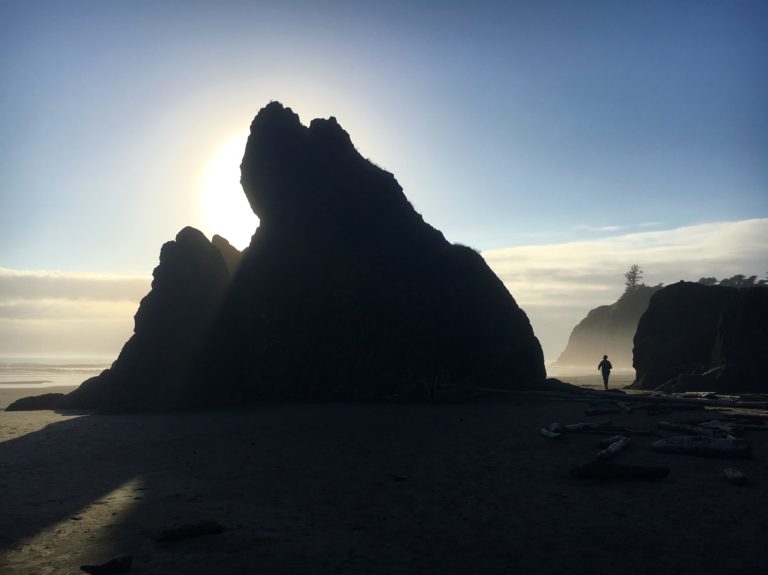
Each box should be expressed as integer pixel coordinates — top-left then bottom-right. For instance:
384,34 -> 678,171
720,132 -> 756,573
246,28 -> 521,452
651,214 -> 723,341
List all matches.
1,389 -> 767,575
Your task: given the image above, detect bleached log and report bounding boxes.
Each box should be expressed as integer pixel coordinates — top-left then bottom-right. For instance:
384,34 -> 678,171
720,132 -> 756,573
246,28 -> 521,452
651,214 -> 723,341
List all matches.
594,435 -> 631,461
598,435 -> 627,448
540,428 -> 561,439
657,421 -> 720,437
564,420 -> 612,431
651,436 -> 752,459
723,468 -> 747,485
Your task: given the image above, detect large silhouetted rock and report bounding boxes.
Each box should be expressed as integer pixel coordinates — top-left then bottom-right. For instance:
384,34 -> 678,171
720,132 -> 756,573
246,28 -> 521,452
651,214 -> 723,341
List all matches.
630,282 -> 768,392
9,102 -> 547,411
709,287 -> 768,391
189,102 -> 545,402
7,227 -> 232,412
554,285 -> 660,368
212,234 -> 244,275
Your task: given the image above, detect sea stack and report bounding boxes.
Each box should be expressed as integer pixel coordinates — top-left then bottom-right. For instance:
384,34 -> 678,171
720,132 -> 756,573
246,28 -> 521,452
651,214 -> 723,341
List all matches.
9,102 -> 546,411
192,102 -> 545,402
630,282 -> 768,392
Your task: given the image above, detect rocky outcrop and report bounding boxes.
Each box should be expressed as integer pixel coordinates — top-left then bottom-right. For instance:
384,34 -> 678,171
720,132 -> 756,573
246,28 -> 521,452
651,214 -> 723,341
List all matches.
189,102 -> 545,403
630,282 -> 768,392
212,234 -> 243,275
9,102 -> 546,411
554,285 -> 660,368
8,227 -> 231,412
709,287 -> 768,390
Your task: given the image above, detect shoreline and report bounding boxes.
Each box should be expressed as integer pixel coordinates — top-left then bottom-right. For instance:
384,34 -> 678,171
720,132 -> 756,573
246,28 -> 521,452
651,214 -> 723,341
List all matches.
1,396 -> 766,574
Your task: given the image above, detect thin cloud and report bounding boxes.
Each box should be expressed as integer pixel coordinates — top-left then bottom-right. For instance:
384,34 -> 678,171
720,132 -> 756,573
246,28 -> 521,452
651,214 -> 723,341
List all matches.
0,268 -> 150,303
573,225 -> 623,232
0,269 -> 149,358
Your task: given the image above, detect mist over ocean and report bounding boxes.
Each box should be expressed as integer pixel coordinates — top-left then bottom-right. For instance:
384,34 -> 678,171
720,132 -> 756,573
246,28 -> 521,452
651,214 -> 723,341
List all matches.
0,358 -> 110,389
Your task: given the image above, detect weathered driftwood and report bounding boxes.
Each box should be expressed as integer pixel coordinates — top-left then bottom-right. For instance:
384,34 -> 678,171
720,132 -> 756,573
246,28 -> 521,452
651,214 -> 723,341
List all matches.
723,467 -> 747,486
548,422 -> 564,433
651,436 -> 752,459
723,413 -> 768,424
657,421 -> 721,438
562,421 -> 655,436
594,435 -> 631,461
695,420 -> 742,435
571,436 -> 667,481
564,420 -> 612,432
568,436 -> 668,480
598,435 -> 627,448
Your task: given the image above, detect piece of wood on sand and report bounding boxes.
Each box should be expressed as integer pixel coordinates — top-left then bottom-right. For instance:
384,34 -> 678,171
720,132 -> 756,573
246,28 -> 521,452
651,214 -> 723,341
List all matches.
540,422 -> 565,439
571,436 -> 668,480
564,420 -> 613,432
723,467 -> 748,486
651,436 -> 752,459
657,421 -> 722,438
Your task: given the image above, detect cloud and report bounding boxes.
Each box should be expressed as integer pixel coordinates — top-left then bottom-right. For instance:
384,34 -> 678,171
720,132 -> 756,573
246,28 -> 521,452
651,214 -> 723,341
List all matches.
482,218 -> 768,363
573,225 -> 623,232
0,269 -> 150,359
0,268 -> 150,302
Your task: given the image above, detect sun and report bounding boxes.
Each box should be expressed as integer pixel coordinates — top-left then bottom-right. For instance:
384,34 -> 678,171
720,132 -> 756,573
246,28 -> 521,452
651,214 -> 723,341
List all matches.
200,132 -> 259,250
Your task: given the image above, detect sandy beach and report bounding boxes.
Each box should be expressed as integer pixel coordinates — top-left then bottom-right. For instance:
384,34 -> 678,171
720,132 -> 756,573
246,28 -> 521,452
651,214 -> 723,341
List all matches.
1,386 -> 767,575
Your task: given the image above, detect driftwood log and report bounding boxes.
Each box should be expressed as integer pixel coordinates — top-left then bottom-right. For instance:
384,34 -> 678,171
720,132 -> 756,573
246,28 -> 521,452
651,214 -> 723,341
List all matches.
723,468 -> 747,486
651,436 -> 752,459
657,421 -> 722,438
570,435 -> 670,480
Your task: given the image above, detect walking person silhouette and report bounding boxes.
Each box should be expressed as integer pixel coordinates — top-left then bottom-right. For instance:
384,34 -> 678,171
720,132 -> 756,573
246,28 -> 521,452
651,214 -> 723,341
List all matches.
597,355 -> 612,390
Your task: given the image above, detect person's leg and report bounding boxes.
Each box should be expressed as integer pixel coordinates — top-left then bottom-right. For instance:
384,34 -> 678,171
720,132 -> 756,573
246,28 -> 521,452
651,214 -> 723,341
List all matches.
602,373 -> 609,390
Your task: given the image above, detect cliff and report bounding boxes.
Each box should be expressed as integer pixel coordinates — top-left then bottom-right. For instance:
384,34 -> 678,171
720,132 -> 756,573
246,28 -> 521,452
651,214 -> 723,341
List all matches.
554,285 -> 660,368
630,282 -> 768,392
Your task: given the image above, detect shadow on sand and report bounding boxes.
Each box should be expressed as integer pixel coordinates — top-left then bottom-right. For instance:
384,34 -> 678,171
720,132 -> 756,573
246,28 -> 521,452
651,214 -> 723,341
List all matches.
1,402 -> 767,574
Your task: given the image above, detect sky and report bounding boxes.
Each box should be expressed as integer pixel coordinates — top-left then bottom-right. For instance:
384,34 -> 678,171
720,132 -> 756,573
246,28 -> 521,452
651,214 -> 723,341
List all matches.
1,0 -> 766,363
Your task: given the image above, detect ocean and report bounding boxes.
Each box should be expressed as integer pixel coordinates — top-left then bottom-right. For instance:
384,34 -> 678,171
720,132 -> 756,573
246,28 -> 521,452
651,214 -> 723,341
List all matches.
0,358 -> 111,389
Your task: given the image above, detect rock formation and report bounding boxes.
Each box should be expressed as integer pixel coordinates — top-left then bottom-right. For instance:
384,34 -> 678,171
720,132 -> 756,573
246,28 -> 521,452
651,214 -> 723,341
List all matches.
554,285 -> 660,368
189,102 -> 546,403
212,234 -> 244,275
630,281 -> 768,392
9,227 -> 232,412
9,101 -> 547,412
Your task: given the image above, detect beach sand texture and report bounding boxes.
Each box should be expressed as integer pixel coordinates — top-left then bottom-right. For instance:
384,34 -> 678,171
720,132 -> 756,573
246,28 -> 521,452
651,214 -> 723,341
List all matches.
1,395 -> 767,574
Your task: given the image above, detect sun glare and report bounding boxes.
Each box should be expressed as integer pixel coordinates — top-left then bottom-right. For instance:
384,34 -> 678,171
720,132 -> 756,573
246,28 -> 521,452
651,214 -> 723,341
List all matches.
200,132 -> 258,250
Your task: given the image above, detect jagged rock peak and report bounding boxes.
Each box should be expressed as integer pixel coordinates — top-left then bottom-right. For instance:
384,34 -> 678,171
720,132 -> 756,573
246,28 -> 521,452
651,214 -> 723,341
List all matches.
241,102 -> 397,228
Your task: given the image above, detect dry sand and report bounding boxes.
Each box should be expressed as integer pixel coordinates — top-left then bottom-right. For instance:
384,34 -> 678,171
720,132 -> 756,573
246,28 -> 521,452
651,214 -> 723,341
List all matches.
1,387 -> 767,574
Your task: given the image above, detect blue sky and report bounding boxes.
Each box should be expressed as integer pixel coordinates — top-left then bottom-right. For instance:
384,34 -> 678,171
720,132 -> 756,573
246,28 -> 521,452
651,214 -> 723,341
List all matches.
1,0 -> 767,361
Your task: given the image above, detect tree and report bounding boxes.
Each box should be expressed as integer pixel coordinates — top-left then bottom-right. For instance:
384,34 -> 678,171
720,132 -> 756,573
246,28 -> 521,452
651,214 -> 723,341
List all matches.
698,277 -> 718,286
624,264 -> 644,291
